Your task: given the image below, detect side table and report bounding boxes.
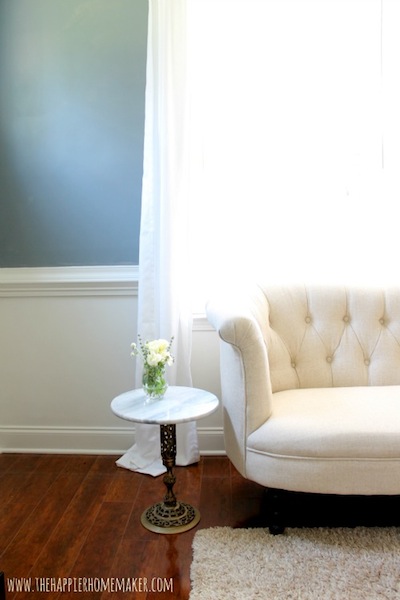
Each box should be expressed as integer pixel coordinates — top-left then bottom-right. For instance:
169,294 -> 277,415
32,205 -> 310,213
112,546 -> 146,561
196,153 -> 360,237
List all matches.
111,386 -> 219,534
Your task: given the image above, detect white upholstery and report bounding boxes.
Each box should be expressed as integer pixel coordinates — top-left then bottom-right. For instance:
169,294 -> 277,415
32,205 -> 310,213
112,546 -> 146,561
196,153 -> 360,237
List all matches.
206,284 -> 400,495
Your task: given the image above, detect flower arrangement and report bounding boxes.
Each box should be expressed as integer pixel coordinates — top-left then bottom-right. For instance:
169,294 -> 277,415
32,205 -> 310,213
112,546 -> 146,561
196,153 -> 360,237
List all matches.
131,335 -> 174,399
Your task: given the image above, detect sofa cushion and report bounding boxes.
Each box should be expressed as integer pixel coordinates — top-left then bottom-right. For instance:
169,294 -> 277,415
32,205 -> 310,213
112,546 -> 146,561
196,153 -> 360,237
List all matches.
247,385 -> 400,460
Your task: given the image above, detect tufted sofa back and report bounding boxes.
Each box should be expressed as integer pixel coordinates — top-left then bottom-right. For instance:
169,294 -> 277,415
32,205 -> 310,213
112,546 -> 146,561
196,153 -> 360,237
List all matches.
257,284 -> 400,393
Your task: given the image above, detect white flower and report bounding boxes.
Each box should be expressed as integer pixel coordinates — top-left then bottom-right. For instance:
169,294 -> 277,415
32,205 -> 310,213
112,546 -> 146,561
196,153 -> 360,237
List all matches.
131,335 -> 175,368
146,351 -> 162,367
147,339 -> 169,354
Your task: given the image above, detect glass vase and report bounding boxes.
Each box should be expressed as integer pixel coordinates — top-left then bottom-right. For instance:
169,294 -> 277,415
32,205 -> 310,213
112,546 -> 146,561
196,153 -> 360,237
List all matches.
142,365 -> 168,400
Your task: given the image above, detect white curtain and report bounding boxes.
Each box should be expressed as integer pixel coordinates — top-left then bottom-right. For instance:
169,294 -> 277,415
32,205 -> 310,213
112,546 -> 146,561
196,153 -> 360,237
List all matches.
117,0 -> 199,476
118,0 -> 400,473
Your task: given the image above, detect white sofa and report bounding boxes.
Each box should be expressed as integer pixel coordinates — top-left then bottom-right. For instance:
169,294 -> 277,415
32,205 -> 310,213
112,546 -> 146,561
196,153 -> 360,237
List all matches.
206,283 -> 400,531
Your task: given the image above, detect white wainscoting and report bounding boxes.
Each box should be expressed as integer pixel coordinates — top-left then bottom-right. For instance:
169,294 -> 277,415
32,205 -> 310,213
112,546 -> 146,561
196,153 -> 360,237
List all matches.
0,267 -> 224,455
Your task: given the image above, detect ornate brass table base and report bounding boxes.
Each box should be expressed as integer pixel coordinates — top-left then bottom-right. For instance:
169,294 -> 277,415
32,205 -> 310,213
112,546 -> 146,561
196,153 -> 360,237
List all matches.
140,424 -> 201,534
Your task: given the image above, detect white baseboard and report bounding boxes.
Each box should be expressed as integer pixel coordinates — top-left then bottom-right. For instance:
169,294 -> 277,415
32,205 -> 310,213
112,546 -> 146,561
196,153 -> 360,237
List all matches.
0,425 -> 225,456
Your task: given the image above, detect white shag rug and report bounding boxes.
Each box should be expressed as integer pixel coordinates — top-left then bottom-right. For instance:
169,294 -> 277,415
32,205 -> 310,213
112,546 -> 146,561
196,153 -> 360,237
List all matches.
189,527 -> 400,600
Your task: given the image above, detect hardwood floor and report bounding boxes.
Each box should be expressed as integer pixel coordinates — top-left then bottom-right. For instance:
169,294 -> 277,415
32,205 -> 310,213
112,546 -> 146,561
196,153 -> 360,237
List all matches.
0,454 -> 265,600
3,453 -> 400,599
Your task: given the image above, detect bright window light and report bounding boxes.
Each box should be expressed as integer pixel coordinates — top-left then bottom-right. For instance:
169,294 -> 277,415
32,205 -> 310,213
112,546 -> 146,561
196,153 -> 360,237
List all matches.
185,0 -> 400,313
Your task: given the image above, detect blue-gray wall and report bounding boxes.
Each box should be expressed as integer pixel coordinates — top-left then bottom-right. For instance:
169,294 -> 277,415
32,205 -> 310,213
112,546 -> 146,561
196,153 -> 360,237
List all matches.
0,0 -> 147,267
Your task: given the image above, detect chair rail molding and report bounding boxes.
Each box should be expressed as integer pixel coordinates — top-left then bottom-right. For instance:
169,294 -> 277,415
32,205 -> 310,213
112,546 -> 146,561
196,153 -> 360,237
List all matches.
0,265 -> 139,297
0,266 -> 215,329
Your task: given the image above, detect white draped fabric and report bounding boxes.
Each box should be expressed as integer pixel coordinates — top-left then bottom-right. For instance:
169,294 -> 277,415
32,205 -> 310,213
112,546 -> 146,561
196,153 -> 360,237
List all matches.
117,0 -> 199,476
119,0 -> 400,473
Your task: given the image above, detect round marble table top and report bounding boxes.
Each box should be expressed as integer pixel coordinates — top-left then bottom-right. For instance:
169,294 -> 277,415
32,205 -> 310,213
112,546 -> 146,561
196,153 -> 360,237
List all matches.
111,386 -> 219,425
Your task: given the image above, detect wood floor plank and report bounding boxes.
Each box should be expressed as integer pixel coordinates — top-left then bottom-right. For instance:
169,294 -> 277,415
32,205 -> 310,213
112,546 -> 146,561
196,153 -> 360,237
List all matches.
0,502 -> 38,556
56,501 -> 133,600
1,471 -> 87,577
198,474 -> 232,529
90,455 -> 121,473
172,463 -> 203,508
201,456 -> 230,478
105,468 -> 143,503
142,535 -> 192,600
4,470 -> 62,505
4,454 -> 43,471
101,537 -> 159,600
35,454 -> 97,474
0,453 -> 19,472
27,472 -> 116,579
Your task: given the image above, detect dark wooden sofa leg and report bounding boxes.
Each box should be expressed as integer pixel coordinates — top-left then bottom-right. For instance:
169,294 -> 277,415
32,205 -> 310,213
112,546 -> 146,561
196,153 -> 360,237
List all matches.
0,572 -> 6,600
265,488 -> 286,535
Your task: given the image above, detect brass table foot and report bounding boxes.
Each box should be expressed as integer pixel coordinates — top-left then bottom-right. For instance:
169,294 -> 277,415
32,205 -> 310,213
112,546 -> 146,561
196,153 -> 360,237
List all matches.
141,501 -> 201,534
141,424 -> 201,534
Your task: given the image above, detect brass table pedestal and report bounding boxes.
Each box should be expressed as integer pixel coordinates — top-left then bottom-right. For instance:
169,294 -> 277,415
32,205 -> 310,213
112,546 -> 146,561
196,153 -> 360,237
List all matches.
141,424 -> 200,534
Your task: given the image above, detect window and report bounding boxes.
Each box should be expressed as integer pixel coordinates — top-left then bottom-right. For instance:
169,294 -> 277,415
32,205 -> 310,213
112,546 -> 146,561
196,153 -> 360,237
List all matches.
186,0 -> 400,313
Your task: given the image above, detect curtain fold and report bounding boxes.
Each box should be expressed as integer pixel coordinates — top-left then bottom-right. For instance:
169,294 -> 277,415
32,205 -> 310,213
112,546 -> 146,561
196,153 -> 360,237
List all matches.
117,0 -> 199,477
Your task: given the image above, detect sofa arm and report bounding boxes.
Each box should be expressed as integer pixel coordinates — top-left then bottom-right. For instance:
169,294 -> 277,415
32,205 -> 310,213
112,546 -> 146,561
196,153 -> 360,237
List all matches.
206,291 -> 273,476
